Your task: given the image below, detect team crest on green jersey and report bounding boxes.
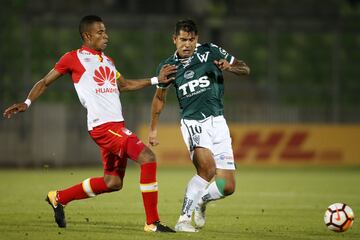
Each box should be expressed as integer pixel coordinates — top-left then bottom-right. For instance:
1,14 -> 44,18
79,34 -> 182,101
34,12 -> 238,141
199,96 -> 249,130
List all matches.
184,70 -> 195,79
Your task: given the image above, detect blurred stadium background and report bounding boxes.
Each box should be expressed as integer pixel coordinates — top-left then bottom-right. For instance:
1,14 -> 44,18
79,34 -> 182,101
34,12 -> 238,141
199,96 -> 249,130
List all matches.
0,0 -> 360,167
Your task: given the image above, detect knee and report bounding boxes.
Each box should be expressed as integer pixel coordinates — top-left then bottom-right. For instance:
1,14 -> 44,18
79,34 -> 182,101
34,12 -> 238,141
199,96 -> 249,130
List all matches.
198,165 -> 216,181
146,150 -> 156,163
105,177 -> 123,191
137,147 -> 156,164
204,167 -> 216,181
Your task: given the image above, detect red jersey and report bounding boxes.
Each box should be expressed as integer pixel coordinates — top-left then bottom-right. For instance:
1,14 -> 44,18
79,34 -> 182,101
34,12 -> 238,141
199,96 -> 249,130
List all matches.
55,45 -> 124,130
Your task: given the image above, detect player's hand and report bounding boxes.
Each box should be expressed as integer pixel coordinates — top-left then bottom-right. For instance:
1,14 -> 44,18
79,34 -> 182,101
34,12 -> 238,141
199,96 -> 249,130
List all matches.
3,103 -> 28,119
214,59 -> 231,71
158,64 -> 177,84
149,129 -> 160,147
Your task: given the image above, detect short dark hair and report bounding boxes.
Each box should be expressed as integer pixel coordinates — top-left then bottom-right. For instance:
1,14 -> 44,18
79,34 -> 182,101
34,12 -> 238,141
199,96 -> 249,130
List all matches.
79,15 -> 103,40
174,19 -> 198,36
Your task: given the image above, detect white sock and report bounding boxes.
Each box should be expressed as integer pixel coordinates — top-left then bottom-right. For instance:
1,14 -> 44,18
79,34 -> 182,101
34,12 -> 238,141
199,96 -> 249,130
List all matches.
198,181 -> 224,206
178,175 -> 209,222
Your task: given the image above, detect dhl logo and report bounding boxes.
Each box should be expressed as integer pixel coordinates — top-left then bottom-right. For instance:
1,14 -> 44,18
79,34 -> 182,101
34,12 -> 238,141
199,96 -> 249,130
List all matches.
231,130 -> 342,162
137,124 -> 360,165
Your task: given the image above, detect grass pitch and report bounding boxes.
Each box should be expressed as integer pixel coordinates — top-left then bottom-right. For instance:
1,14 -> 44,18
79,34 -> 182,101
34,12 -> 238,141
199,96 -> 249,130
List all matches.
0,165 -> 359,240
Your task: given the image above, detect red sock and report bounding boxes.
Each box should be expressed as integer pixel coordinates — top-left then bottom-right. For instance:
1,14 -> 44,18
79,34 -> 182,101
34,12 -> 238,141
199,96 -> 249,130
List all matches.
57,177 -> 111,205
140,162 -> 159,224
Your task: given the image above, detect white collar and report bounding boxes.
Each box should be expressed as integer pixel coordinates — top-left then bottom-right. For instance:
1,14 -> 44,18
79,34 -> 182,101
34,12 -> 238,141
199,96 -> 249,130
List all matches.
173,43 -> 201,67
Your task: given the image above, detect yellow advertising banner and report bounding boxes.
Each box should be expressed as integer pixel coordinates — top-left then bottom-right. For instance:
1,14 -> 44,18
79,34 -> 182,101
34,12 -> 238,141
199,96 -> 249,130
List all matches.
138,124 -> 360,165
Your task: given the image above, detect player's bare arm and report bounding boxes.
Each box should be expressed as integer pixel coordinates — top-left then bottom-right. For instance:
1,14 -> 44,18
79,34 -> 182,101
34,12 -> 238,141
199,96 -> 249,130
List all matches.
118,64 -> 176,92
3,69 -> 62,119
214,58 -> 250,76
149,88 -> 168,146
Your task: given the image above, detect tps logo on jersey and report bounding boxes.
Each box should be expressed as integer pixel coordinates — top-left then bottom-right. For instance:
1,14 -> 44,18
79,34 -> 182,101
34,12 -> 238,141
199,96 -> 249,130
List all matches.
93,66 -> 116,86
179,76 -> 210,96
94,66 -> 118,94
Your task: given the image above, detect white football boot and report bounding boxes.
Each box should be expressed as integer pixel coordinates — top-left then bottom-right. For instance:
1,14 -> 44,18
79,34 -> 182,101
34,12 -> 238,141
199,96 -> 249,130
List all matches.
194,203 -> 207,228
175,220 -> 198,232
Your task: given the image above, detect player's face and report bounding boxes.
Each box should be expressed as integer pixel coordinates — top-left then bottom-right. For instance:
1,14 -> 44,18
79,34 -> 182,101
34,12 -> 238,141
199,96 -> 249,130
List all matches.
173,30 -> 198,58
85,22 -> 109,51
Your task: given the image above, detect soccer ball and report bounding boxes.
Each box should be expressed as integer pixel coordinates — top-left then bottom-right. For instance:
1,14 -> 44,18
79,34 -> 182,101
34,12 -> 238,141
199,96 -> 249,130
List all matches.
324,203 -> 354,232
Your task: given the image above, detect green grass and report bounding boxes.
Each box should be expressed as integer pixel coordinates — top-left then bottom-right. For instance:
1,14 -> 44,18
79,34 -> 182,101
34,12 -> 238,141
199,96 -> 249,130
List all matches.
0,166 -> 359,240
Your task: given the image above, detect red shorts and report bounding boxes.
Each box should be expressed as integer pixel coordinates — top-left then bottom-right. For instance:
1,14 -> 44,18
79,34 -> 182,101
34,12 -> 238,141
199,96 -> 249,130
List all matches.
89,122 -> 145,177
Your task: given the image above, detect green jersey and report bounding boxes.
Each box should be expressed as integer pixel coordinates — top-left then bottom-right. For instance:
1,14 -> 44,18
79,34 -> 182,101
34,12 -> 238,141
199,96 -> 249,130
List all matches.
157,43 -> 235,120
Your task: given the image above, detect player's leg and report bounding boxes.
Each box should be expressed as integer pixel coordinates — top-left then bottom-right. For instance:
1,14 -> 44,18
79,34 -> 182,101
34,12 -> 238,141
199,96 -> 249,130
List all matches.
194,169 -> 235,228
46,150 -> 125,228
194,115 -> 236,228
46,122 -> 127,228
126,135 -> 175,232
199,169 -> 236,204
175,119 -> 214,232
214,169 -> 236,196
135,147 -> 159,226
46,177 -> 117,228
175,147 -> 214,232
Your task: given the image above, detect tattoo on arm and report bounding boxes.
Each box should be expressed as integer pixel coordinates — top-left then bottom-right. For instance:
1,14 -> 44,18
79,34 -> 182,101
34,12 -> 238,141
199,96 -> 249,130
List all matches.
230,59 -> 250,75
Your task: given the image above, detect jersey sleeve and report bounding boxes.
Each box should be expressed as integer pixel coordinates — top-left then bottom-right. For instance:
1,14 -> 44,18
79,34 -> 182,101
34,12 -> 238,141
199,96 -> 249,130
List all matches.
54,52 -> 74,74
210,43 -> 235,64
156,62 -> 173,89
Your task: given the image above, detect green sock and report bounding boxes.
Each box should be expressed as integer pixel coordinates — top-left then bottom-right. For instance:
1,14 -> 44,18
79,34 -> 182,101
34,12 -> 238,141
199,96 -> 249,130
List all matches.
215,178 -> 226,196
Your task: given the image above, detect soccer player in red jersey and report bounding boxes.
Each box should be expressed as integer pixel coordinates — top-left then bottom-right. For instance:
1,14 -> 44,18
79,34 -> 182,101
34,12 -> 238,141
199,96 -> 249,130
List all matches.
3,15 -> 176,233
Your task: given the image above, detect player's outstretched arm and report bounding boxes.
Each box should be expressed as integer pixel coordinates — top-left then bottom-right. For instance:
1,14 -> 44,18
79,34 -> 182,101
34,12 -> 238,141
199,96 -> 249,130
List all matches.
214,58 -> 250,76
118,64 -> 176,92
3,69 -> 62,119
149,88 -> 168,147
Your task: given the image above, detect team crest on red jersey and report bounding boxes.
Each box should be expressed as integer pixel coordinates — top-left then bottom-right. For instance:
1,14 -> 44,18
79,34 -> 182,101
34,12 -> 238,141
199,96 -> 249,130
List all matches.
93,66 -> 116,86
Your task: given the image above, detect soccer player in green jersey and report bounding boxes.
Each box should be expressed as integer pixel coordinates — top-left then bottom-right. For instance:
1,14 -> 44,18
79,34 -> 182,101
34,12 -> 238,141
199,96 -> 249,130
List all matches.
149,19 -> 250,232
